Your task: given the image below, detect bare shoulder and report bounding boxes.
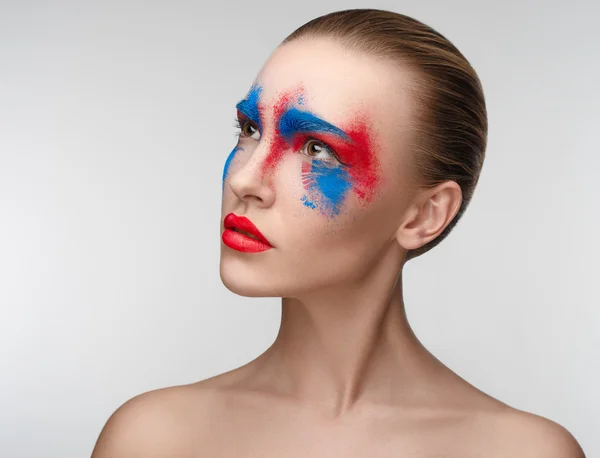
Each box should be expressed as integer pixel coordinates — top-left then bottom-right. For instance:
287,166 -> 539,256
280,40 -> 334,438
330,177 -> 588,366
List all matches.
484,406 -> 586,458
90,382 -> 220,458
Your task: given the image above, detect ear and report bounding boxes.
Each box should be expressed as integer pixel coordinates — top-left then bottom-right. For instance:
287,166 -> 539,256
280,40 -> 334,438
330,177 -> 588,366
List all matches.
394,180 -> 462,251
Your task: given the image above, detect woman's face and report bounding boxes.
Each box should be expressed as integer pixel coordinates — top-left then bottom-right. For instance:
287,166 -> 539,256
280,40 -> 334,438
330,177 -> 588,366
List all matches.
220,37 -> 419,297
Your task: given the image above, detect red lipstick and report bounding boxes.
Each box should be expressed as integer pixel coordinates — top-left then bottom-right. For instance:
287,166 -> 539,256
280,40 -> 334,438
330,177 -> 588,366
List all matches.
222,213 -> 273,253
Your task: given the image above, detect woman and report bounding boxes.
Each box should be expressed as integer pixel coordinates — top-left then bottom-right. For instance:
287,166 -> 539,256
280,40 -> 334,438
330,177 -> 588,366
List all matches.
92,9 -> 585,457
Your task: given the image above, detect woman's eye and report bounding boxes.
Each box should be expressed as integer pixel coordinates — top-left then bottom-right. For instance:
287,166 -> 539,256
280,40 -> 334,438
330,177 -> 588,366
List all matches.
303,139 -> 339,163
239,120 -> 260,140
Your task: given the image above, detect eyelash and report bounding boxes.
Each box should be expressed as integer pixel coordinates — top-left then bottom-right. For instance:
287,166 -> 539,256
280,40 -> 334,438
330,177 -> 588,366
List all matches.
233,117 -> 346,166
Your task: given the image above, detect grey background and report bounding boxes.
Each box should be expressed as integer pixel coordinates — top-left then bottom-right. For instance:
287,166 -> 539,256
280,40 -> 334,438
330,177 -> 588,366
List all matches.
1,1 -> 598,456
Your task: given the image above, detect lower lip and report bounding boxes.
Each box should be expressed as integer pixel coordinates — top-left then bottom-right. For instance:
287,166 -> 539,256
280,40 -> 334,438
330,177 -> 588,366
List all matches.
222,229 -> 273,253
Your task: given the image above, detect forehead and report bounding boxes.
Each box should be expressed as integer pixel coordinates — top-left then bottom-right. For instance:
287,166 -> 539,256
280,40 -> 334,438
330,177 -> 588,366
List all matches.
253,37 -> 415,136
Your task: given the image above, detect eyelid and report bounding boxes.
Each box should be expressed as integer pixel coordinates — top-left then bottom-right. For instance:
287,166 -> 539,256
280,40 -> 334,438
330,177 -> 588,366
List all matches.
233,116 -> 348,167
304,136 -> 348,166
235,116 -> 261,140
237,114 -> 260,131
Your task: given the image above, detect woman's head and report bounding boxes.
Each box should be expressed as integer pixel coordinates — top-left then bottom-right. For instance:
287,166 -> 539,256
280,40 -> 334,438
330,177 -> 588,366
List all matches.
220,9 -> 487,297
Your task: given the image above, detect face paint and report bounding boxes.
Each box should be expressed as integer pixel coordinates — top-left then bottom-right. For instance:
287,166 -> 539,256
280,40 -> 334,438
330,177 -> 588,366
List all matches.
222,146 -> 242,191
259,87 -> 304,179
235,83 -> 263,132
319,120 -> 381,204
278,106 -> 351,142
225,82 -> 263,193
301,160 -> 353,218
228,83 -> 381,218
276,93 -> 381,216
277,106 -> 354,217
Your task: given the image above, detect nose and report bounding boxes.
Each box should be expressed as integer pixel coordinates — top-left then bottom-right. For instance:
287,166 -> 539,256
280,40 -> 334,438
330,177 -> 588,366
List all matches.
225,141 -> 276,209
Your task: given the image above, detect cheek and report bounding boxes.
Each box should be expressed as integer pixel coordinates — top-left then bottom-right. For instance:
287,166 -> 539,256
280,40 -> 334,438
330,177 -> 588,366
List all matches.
300,160 -> 353,218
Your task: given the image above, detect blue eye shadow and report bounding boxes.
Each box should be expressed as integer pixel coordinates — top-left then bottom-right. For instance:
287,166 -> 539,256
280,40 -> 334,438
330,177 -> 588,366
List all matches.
235,83 -> 263,131
278,107 -> 350,142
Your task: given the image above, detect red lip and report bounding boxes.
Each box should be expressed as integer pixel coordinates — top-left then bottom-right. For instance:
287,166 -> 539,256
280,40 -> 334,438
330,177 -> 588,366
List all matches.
222,213 -> 273,252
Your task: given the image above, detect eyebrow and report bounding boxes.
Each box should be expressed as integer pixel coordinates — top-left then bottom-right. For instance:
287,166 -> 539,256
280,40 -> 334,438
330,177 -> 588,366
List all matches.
235,86 -> 352,143
235,83 -> 263,130
278,106 -> 351,142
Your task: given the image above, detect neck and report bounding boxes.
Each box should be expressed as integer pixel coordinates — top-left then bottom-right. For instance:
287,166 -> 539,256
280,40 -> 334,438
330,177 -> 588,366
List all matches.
243,243 -> 448,418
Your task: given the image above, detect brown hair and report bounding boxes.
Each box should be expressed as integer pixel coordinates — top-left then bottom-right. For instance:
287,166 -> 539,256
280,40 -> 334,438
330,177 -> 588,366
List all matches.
281,8 -> 487,261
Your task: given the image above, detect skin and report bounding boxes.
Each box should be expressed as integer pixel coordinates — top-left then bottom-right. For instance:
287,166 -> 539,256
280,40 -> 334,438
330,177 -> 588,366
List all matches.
91,37 -> 586,458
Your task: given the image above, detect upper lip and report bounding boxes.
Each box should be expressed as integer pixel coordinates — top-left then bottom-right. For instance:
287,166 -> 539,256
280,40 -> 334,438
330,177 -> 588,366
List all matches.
224,213 -> 273,246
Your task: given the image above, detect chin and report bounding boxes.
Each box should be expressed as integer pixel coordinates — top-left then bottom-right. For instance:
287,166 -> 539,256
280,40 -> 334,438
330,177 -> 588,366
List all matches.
219,258 -> 279,297
219,256 -> 320,298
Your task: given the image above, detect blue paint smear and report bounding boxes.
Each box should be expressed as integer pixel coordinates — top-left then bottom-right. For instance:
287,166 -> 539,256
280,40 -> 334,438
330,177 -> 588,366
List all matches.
300,195 -> 317,209
278,107 -> 350,143
222,146 -> 241,191
235,83 -> 263,131
303,161 -> 352,218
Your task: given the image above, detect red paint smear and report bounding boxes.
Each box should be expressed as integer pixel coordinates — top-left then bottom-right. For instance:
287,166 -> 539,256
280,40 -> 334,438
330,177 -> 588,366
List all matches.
259,86 -> 305,180
336,119 -> 381,203
300,160 -> 312,189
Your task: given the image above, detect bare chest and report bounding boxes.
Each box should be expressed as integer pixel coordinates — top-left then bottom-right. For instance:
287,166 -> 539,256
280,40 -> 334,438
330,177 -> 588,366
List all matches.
189,409 -> 492,458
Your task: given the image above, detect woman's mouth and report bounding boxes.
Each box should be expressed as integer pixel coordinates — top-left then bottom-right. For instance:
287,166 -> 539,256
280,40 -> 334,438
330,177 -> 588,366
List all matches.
230,227 -> 261,241
222,213 -> 273,253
